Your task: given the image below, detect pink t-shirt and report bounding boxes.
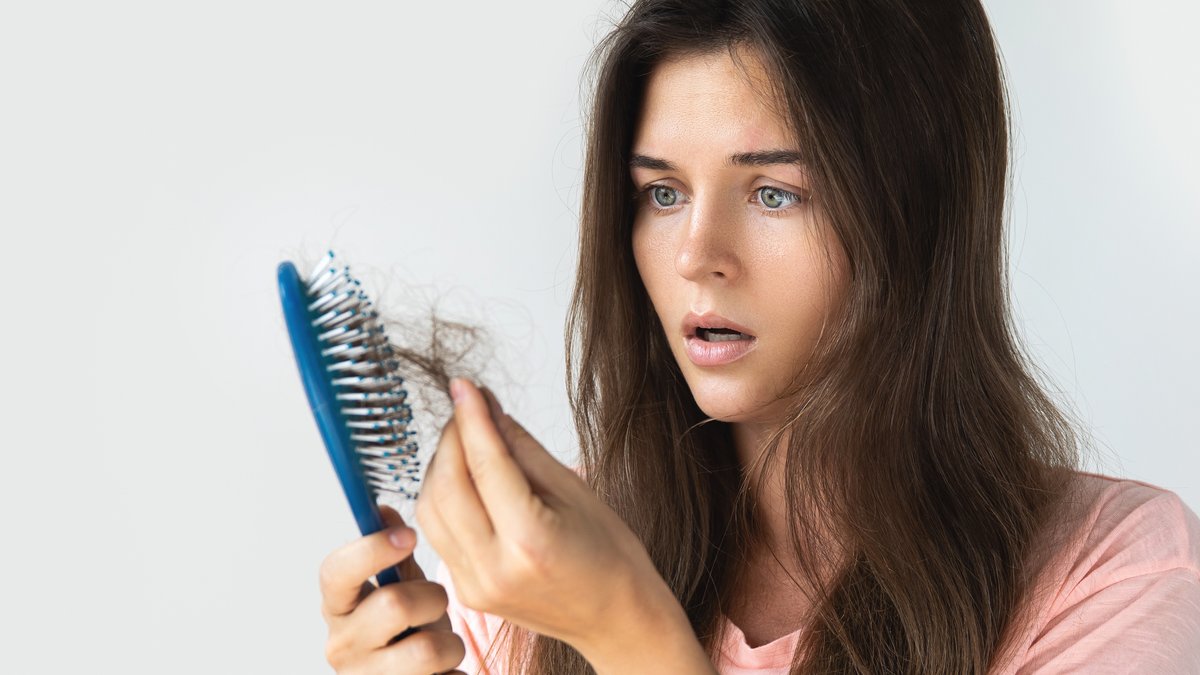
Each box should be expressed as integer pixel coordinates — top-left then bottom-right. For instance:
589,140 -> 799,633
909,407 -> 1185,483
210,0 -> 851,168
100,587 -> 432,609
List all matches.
436,471 -> 1200,674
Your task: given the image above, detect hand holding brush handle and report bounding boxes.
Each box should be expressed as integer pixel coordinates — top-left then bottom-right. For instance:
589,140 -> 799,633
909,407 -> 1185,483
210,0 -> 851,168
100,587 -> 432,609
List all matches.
318,506 -> 466,674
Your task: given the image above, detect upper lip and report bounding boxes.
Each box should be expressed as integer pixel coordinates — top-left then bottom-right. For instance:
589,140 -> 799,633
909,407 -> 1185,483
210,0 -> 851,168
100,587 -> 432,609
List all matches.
682,311 -> 756,338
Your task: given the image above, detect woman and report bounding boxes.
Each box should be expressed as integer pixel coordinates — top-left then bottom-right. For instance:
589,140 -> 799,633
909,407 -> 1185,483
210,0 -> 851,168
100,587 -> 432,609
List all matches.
319,0 -> 1200,673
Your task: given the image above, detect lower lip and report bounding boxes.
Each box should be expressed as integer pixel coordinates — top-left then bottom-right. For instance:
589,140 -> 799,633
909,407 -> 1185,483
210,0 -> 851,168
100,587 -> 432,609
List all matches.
685,335 -> 757,366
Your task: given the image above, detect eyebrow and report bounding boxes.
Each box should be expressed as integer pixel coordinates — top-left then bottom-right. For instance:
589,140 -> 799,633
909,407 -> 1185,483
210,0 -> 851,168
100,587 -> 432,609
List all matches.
628,149 -> 807,171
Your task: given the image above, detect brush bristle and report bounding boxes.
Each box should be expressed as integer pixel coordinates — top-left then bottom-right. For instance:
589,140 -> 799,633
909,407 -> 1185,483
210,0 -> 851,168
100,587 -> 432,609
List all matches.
305,250 -> 421,500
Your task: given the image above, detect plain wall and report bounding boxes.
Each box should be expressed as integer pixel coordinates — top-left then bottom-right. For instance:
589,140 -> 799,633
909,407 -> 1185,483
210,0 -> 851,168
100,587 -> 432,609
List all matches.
0,0 -> 1195,672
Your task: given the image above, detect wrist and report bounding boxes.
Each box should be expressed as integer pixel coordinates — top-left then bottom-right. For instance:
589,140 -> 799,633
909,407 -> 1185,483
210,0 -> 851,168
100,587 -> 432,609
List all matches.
574,579 -> 716,675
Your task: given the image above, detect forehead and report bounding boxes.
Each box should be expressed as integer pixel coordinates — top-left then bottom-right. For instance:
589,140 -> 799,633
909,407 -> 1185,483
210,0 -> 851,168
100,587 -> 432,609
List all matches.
632,48 -> 795,153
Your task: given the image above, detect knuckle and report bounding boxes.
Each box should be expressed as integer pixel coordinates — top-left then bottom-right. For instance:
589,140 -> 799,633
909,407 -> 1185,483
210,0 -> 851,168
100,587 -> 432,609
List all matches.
405,630 -> 464,672
375,585 -> 413,623
324,630 -> 349,668
510,529 -> 554,575
407,580 -> 451,616
445,632 -> 467,668
464,454 -> 493,481
318,553 -> 342,595
430,582 -> 450,613
397,631 -> 442,667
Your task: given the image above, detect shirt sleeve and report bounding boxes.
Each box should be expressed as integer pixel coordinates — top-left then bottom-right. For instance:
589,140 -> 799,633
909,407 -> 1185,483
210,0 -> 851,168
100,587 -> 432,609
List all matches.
1017,483 -> 1200,674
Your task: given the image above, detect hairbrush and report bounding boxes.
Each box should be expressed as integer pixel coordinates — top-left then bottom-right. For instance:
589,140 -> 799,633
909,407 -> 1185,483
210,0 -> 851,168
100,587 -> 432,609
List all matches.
277,250 -> 423,614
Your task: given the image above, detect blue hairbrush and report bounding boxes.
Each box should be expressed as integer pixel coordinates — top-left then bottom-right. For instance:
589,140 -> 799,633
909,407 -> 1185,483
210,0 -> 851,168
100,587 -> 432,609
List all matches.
278,250 -> 423,640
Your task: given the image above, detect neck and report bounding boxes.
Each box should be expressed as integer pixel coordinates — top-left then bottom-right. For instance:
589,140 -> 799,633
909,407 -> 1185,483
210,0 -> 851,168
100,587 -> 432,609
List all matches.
729,420 -> 841,579
730,420 -> 793,553
725,420 -> 818,624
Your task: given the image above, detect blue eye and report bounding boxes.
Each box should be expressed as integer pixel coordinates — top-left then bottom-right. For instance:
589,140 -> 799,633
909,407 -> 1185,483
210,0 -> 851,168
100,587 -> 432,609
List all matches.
650,185 -> 678,208
635,183 -> 806,218
758,186 -> 798,209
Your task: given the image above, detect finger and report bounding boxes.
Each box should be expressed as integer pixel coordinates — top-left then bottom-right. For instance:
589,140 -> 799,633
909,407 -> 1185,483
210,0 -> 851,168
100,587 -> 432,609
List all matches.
414,419 -> 489,589
479,386 -> 504,424
490,412 -> 578,506
478,385 -> 557,487
476,390 -> 582,511
450,377 -> 537,535
348,580 -> 450,649
472,385 -> 580,511
359,627 -> 466,675
414,477 -> 483,613
423,411 -> 496,546
320,524 -> 419,618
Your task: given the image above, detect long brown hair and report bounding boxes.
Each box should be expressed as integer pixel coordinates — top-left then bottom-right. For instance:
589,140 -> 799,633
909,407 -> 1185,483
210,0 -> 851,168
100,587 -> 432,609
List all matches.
466,0 -> 1096,672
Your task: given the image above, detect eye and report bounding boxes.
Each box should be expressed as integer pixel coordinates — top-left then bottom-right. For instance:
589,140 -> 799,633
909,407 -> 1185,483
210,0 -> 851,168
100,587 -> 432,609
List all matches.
633,184 -> 688,215
633,183 -> 807,217
756,186 -> 801,211
650,185 -> 679,208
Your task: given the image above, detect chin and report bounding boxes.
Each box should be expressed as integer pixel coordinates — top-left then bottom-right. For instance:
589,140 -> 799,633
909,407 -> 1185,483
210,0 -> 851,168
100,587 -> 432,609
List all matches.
686,378 -> 770,422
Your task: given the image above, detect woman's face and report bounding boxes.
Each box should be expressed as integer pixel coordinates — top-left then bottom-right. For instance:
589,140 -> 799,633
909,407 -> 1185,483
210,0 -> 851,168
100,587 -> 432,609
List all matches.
631,47 -> 850,424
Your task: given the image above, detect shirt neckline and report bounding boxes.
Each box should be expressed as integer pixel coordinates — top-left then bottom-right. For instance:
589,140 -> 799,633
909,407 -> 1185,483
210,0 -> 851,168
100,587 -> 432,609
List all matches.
718,612 -> 803,667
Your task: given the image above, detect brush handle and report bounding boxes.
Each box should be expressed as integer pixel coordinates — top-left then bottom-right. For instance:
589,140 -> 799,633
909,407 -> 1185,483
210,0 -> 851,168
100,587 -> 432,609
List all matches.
279,261 -> 418,642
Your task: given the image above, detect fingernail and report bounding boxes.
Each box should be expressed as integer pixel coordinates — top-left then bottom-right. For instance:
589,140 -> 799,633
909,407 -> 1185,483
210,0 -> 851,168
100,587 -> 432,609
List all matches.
450,377 -> 467,404
388,526 -> 415,549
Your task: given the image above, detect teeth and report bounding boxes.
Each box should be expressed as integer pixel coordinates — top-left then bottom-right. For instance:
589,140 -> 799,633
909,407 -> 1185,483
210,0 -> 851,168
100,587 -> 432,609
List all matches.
698,327 -> 751,342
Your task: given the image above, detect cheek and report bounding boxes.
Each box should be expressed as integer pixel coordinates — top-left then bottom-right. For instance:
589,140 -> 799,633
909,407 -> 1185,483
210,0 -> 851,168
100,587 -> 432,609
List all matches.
632,225 -> 686,359
782,273 -> 849,369
756,249 -> 846,366
631,226 -> 649,286
632,223 -> 669,303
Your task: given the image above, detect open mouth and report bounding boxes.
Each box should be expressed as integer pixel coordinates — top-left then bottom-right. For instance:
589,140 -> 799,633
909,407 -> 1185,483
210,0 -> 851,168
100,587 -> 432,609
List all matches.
695,327 -> 755,342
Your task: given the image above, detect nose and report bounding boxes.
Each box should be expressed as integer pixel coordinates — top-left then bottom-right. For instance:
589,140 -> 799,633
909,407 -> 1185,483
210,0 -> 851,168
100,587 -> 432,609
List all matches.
674,193 -> 742,283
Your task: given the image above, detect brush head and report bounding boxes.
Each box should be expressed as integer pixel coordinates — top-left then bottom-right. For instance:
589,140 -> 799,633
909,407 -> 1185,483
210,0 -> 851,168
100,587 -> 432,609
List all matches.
279,250 -> 422,524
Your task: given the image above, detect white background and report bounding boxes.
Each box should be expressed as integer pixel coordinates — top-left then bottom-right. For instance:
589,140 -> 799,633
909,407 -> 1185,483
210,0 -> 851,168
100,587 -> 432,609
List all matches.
1,1 -> 1195,672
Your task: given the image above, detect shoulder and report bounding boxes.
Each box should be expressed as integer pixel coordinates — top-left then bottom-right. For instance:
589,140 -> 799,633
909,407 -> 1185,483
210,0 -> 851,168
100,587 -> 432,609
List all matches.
1059,471 -> 1200,589
1008,471 -> 1200,674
